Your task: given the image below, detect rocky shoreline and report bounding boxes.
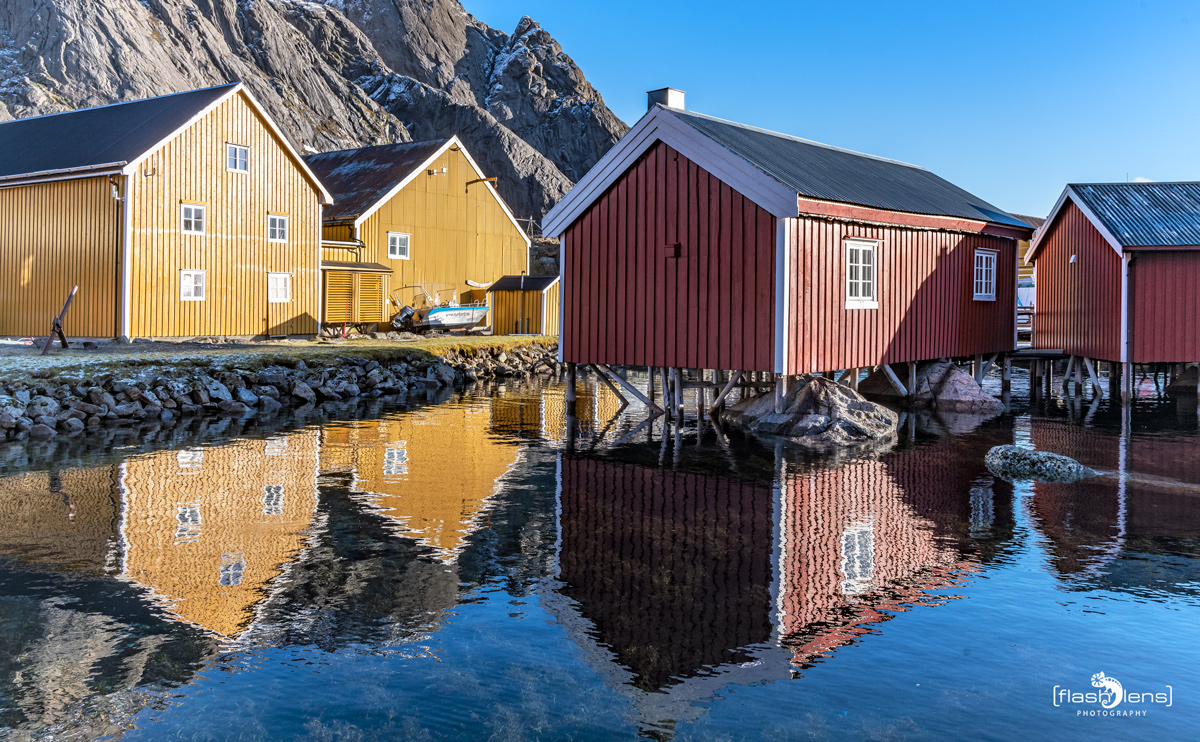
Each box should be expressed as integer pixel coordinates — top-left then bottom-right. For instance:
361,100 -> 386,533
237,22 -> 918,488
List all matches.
0,341 -> 559,444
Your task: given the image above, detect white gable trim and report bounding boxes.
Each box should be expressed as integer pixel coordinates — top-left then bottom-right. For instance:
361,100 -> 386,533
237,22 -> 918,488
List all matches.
121,84 -> 334,204
352,136 -> 530,247
1026,186 -> 1123,264
774,218 -> 792,374
542,107 -> 800,238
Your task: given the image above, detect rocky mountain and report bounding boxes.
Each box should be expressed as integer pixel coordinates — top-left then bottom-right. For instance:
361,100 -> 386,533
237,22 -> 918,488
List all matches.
0,0 -> 628,218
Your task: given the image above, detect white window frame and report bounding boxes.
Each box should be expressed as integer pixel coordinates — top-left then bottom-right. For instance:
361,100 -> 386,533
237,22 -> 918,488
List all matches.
226,143 -> 249,173
181,204 -> 206,235
973,248 -> 998,301
388,232 -> 411,260
180,270 -> 206,301
268,272 -> 291,303
845,239 -> 879,310
268,214 -> 289,243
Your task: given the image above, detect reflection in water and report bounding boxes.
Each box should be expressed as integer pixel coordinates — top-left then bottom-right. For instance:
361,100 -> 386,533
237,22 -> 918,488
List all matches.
0,378 -> 1198,738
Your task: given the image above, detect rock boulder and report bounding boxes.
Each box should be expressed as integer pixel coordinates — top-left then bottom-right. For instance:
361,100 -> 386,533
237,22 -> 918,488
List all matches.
859,360 -> 1004,413
721,375 -> 898,448
984,445 -> 1098,483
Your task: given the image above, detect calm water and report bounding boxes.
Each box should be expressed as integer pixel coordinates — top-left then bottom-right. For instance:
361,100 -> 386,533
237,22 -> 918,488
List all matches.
0,372 -> 1197,740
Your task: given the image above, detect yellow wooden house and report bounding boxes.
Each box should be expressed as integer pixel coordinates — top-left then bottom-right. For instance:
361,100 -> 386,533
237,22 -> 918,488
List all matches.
487,275 -> 560,336
0,83 -> 332,340
118,432 -> 321,638
303,137 -> 530,332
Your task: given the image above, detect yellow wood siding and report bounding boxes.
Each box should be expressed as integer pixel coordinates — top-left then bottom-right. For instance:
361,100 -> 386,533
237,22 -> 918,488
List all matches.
120,432 -> 320,638
543,281 -> 560,336
357,148 -> 527,322
489,282 -> 559,336
1018,239 -> 1034,282
358,274 -> 383,323
128,92 -> 322,338
319,404 -> 521,560
324,271 -> 354,323
0,176 -> 120,338
322,224 -> 355,242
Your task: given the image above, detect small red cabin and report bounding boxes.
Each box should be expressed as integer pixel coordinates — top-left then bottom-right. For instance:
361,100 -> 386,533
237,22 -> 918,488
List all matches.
1026,182 -> 1200,367
542,90 -> 1032,386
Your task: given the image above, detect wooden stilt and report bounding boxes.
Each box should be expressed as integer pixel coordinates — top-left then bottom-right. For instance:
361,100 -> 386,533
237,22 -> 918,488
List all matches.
907,361 -> 917,400
774,374 -> 788,414
882,364 -> 909,398
973,353 -> 983,384
673,368 -> 684,419
596,364 -> 663,415
647,366 -> 656,401
1074,356 -> 1083,395
847,367 -> 860,391
1082,357 -> 1103,397
1062,356 -> 1075,391
660,367 -> 671,414
1002,356 -> 1012,391
565,363 -> 577,411
710,371 -> 743,414
1122,361 -> 1133,403
590,364 -> 628,408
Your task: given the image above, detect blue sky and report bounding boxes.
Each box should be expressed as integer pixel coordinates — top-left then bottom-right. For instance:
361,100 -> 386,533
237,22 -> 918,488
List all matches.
469,0 -> 1200,217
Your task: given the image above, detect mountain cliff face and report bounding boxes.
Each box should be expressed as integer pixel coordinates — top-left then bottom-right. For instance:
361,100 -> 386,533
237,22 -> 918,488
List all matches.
0,0 -> 628,217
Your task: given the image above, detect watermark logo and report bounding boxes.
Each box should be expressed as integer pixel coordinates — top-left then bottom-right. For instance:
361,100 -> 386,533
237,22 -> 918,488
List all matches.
1053,672 -> 1173,717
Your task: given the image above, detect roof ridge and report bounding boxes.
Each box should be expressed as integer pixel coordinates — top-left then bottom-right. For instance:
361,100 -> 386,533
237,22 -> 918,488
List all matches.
663,105 -> 927,171
0,82 -> 241,128
1071,181 -> 1200,187
304,138 -> 451,160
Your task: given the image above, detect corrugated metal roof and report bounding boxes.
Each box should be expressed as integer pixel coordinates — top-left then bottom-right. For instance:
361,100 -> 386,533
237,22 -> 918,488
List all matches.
665,107 -> 1029,229
304,140 -> 447,222
0,84 -> 237,179
1070,183 -> 1200,247
488,275 -> 558,292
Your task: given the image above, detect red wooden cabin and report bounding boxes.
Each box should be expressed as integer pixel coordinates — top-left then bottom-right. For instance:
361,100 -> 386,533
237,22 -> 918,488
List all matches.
542,89 -> 1032,398
1027,183 -> 1200,388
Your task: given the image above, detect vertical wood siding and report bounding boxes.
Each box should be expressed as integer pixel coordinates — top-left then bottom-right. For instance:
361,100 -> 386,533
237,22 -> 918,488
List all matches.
543,281 -> 560,337
1130,251 -> 1200,362
557,456 -> 774,690
562,141 -> 776,370
0,176 -> 119,337
358,148 -> 528,320
786,218 -> 1017,374
1030,201 -> 1122,360
129,92 -> 322,338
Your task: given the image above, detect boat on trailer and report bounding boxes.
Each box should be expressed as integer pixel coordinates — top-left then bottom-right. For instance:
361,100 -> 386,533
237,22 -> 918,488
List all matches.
391,285 -> 489,333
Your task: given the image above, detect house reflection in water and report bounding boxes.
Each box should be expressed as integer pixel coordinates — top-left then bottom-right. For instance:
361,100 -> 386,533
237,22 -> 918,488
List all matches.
118,431 -> 321,639
0,465 -> 120,573
1026,415 -> 1200,585
551,428 -> 1011,732
320,402 -> 523,561
490,377 -> 624,441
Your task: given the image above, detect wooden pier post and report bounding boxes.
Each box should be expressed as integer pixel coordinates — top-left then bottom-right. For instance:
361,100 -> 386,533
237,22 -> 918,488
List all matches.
647,366 -> 656,401
774,374 -> 787,414
907,361 -> 917,401
565,363 -> 577,410
1122,361 -> 1133,403
660,367 -> 672,415
846,367 -> 859,391
674,368 -> 684,419
973,354 -> 983,385
1074,357 -> 1083,396
1001,356 -> 1012,391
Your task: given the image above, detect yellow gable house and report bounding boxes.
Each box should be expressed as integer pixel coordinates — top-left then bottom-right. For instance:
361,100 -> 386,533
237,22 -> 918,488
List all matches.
303,137 -> 530,332
119,432 -> 320,638
320,403 -> 521,560
0,83 -> 332,340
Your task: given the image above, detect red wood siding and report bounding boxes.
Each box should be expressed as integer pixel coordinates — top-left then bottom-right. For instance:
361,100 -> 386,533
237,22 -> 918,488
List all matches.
786,218 -> 1016,374
561,141 -> 776,370
1031,201 -> 1122,361
1130,251 -> 1200,362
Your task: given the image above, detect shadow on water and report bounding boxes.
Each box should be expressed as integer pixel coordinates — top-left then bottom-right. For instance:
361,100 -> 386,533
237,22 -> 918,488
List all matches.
0,370 -> 1198,739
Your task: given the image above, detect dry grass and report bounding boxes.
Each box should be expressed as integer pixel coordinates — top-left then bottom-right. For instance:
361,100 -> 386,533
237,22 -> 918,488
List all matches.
0,335 -> 557,380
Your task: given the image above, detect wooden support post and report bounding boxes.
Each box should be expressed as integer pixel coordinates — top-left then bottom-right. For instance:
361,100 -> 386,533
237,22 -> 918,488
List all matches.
647,366 -> 656,401
673,368 -> 684,419
907,361 -> 917,400
846,367 -> 859,391
1082,357 -> 1103,397
565,363 -> 577,409
660,367 -> 672,414
973,353 -> 983,384
774,374 -> 788,414
1062,356 -> 1075,390
882,364 -> 908,398
710,371 -> 743,414
596,364 -> 663,415
1001,356 -> 1012,391
1074,356 -> 1083,394
590,365 -> 628,408
1122,362 -> 1133,403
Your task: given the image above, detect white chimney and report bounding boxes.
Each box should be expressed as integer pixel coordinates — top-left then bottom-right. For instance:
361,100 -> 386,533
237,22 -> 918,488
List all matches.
647,87 -> 685,111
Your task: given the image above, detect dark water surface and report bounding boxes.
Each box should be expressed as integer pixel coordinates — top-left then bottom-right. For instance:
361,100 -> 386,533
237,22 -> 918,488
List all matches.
1,372 -> 1197,740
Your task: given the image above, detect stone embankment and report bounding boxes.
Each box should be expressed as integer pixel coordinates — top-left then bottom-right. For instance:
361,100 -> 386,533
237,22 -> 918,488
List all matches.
0,342 -> 558,443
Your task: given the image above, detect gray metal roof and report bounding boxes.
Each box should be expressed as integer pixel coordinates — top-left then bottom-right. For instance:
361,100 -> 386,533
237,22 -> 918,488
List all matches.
488,275 -> 558,292
665,107 -> 1029,229
1070,183 -> 1200,247
0,84 -> 237,180
304,140 -> 448,222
